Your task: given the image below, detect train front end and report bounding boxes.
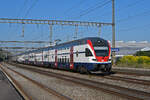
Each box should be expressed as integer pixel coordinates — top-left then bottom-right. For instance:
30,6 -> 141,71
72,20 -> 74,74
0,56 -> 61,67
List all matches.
87,38 -> 112,72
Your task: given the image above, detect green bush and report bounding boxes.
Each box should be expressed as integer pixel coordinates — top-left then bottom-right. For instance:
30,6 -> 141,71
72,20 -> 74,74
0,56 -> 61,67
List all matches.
116,55 -> 150,68
135,51 -> 150,57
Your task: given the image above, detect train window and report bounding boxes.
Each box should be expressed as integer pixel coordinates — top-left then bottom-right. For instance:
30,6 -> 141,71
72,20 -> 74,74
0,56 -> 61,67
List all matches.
76,51 -> 79,57
64,58 -> 65,63
65,57 -> 67,63
92,40 -> 108,47
85,48 -> 93,57
62,58 -> 64,63
95,50 -> 108,57
44,55 -> 48,58
64,57 -> 65,63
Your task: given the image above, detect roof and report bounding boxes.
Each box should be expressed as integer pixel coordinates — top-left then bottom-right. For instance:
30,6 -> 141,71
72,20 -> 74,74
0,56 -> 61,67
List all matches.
17,37 -> 107,56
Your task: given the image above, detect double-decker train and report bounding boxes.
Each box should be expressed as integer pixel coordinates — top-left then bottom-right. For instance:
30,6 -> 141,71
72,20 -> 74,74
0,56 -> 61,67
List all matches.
15,37 -> 112,73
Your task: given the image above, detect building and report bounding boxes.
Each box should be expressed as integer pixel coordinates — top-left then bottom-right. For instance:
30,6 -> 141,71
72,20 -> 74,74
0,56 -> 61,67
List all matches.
114,41 -> 150,56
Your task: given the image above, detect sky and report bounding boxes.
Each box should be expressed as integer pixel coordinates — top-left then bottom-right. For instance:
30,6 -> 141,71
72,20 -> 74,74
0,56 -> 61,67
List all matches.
0,0 -> 150,44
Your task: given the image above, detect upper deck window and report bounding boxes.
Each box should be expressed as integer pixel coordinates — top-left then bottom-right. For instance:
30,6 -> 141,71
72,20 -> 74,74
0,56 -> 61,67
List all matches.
92,39 -> 108,47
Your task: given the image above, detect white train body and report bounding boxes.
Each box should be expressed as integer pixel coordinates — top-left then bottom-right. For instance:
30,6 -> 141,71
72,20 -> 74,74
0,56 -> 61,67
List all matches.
16,37 -> 112,73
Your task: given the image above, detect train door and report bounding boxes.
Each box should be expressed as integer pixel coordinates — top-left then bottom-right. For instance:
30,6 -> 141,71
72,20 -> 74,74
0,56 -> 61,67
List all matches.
42,50 -> 44,65
34,53 -> 37,65
55,49 -> 58,68
70,46 -> 74,70
48,50 -> 50,64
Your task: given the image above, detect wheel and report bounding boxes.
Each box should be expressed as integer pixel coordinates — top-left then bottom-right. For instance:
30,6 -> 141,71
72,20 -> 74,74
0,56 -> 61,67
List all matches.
102,64 -> 112,73
79,66 -> 84,74
107,64 -> 112,72
79,66 -> 90,74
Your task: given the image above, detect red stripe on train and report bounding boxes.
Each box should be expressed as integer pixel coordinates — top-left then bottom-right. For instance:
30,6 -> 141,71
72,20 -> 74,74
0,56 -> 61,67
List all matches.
55,50 -> 58,68
108,41 -> 111,57
70,46 -> 74,69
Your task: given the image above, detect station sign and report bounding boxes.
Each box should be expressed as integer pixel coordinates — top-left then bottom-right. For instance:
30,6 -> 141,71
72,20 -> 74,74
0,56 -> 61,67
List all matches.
111,48 -> 120,52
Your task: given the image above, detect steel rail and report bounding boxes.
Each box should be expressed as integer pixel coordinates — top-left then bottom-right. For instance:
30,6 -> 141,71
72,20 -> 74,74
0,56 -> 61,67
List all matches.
91,74 -> 150,86
0,64 -> 33,100
11,63 -> 150,100
112,68 -> 150,76
104,75 -> 150,86
3,64 -> 71,100
10,62 -> 150,85
115,71 -> 150,76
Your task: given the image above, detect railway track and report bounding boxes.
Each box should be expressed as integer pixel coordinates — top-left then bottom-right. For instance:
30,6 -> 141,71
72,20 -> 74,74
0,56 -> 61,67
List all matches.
94,74 -> 150,86
0,64 -> 32,100
0,63 -> 71,100
7,63 -> 150,100
9,62 -> 150,86
112,69 -> 150,76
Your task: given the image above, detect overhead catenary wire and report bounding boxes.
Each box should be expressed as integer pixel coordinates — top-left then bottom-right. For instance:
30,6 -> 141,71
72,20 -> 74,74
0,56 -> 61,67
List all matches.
118,23 -> 150,32
77,0 -> 106,15
87,0 -> 146,22
124,0 -> 146,8
24,0 -> 39,18
117,9 -> 150,23
75,0 -> 111,19
0,0 -> 117,55
64,0 -> 87,15
17,0 -> 29,18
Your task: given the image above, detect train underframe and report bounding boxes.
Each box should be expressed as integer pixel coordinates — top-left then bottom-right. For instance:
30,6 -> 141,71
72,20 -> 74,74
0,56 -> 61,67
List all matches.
16,60 -> 112,74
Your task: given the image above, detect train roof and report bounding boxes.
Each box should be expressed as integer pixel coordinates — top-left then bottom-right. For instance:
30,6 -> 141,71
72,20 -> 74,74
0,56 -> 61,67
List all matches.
56,37 -> 106,47
17,37 -> 107,55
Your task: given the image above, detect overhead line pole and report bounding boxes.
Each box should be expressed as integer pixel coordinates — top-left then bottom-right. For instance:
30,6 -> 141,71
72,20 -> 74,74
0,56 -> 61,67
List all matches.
49,24 -> 53,44
74,24 -> 78,39
112,0 -> 116,66
98,25 -> 101,37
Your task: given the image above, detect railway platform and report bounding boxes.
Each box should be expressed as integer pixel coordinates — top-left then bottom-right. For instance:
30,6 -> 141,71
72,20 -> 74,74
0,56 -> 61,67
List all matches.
0,69 -> 23,100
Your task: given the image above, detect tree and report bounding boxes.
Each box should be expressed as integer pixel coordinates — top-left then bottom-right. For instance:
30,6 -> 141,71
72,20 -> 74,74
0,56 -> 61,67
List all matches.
135,51 -> 150,57
0,49 -> 11,61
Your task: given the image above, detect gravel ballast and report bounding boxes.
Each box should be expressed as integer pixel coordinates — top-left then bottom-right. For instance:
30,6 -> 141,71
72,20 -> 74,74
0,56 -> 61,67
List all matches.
2,66 -> 62,100
5,64 -> 129,100
14,64 -> 150,93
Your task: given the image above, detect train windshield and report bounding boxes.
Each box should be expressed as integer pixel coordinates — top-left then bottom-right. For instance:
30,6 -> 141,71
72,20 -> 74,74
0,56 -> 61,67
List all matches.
94,47 -> 109,57
95,50 -> 108,57
92,39 -> 109,57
